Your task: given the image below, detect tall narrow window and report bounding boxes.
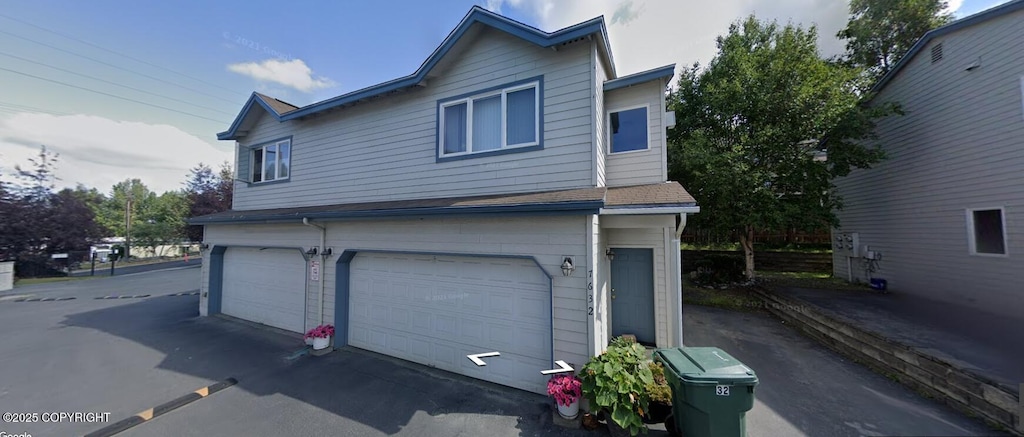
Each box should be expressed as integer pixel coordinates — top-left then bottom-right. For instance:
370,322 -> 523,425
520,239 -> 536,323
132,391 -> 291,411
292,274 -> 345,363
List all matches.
968,208 -> 1007,255
443,103 -> 468,154
506,87 -> 536,145
472,95 -> 502,151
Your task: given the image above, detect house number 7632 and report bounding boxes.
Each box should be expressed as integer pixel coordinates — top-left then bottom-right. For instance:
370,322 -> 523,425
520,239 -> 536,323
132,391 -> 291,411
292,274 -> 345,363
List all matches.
587,269 -> 594,316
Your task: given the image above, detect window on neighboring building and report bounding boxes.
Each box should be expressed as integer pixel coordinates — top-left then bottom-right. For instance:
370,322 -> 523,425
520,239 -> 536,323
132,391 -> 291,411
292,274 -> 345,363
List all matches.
609,106 -> 649,153
968,208 -> 1007,255
438,81 -> 539,158
252,138 -> 291,183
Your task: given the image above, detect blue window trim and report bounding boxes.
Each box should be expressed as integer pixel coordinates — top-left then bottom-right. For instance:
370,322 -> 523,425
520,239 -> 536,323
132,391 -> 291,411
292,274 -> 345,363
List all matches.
244,135 -> 293,187
334,249 -> 554,367
435,75 -> 544,163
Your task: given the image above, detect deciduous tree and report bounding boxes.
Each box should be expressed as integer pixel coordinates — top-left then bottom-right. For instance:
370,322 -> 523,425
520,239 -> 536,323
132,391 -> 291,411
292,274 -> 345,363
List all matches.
838,0 -> 953,84
668,16 -> 895,280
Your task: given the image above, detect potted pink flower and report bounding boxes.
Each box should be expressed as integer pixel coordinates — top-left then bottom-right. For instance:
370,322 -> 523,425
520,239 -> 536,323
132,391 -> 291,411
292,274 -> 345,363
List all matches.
547,373 -> 583,419
304,324 -> 335,351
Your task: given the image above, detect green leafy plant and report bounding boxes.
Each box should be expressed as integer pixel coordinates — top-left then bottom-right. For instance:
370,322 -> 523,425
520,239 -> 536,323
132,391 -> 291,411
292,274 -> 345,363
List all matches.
645,361 -> 672,404
580,336 -> 653,436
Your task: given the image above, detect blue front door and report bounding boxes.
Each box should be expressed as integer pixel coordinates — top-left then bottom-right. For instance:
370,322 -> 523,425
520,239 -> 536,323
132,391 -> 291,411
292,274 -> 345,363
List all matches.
610,248 -> 656,345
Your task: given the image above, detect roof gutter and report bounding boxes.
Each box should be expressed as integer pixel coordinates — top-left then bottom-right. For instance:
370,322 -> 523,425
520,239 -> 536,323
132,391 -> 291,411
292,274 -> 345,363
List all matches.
599,206 -> 700,215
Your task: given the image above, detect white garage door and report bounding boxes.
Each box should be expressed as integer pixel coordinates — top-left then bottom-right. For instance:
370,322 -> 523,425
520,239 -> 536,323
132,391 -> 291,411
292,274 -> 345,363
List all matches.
222,247 -> 306,333
349,253 -> 552,393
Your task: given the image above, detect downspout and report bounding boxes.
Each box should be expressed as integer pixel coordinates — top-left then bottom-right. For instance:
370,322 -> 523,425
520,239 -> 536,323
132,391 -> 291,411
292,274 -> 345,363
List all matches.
302,217 -> 326,326
673,213 -> 688,347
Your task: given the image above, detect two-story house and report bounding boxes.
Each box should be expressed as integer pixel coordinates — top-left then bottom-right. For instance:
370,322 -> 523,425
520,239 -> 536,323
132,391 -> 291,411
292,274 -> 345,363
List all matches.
832,0 -> 1023,319
191,6 -> 698,394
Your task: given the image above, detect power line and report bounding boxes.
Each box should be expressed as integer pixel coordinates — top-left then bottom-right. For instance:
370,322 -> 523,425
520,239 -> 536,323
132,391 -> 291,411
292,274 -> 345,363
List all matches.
0,99 -> 221,141
0,50 -> 232,116
0,12 -> 251,97
0,67 -> 226,124
0,29 -> 241,105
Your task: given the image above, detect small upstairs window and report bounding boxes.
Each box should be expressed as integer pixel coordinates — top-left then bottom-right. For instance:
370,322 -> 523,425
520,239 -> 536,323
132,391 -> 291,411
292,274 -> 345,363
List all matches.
967,207 -> 1007,256
609,106 -> 649,153
252,138 -> 291,183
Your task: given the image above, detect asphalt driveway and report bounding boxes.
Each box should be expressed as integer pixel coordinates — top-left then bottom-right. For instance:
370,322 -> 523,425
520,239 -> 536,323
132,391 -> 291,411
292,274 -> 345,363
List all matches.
0,267 -> 1002,436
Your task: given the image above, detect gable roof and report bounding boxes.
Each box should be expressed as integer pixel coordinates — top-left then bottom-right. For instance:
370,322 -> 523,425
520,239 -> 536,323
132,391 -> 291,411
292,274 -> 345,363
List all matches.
871,0 -> 1024,95
603,64 -> 676,91
189,182 -> 696,224
218,6 -> 616,141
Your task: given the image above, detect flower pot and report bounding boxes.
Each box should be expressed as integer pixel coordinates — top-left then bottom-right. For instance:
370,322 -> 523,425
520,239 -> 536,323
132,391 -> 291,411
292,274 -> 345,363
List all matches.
556,400 -> 579,419
643,400 -> 672,424
312,336 -> 330,351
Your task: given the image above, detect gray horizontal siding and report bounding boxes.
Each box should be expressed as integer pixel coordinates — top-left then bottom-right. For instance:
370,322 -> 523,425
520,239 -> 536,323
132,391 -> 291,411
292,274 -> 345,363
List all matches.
604,79 -> 667,187
232,28 -> 595,210
833,9 -> 1024,318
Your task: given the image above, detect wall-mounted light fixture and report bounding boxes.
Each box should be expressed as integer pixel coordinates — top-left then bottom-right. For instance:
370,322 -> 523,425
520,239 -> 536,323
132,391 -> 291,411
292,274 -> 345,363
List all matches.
605,248 -> 616,261
560,256 -> 575,277
199,243 -> 210,250
306,247 -> 318,256
322,247 -> 333,257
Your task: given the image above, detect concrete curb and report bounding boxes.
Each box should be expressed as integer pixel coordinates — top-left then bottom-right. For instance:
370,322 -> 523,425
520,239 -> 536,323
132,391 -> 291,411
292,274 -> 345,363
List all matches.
752,287 -> 1021,435
84,378 -> 237,437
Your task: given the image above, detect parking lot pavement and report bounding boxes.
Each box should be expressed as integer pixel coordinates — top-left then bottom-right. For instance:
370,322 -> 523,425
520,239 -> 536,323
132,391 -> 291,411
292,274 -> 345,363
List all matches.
0,268 -> 1002,437
684,305 -> 1004,437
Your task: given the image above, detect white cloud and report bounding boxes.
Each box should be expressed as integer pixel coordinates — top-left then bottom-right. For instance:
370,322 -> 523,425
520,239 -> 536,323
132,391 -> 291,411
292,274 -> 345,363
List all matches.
500,0 -> 851,79
227,59 -> 335,93
946,0 -> 964,14
0,113 -> 231,194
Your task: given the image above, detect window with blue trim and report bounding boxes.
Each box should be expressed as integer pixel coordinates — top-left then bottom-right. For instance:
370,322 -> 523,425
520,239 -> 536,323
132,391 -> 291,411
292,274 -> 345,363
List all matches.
252,139 -> 290,183
439,81 -> 539,157
609,106 -> 649,153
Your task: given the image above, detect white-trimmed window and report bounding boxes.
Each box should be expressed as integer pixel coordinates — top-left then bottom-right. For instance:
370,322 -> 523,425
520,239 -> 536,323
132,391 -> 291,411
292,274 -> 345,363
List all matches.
608,105 -> 649,154
439,81 -> 539,157
252,139 -> 291,183
967,207 -> 1007,256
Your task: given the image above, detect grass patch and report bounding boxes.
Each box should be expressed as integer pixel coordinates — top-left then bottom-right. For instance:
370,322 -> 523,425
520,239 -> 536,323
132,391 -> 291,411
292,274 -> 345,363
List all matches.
758,271 -> 870,291
682,277 -> 764,312
15,276 -> 94,286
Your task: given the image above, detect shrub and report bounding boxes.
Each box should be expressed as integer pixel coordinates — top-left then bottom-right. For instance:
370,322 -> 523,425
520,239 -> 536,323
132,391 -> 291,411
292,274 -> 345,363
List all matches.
691,253 -> 745,286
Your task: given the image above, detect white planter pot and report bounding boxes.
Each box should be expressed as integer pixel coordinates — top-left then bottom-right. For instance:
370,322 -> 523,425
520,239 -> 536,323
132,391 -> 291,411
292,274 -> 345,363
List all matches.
556,400 -> 579,419
312,336 -> 330,350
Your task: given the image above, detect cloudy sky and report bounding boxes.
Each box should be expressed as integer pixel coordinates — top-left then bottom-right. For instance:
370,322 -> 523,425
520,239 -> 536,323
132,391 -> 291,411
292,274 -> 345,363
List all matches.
0,0 -> 1002,194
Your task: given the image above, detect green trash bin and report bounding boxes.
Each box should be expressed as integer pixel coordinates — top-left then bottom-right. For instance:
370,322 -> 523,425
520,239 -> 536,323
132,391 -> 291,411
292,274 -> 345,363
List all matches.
654,347 -> 758,437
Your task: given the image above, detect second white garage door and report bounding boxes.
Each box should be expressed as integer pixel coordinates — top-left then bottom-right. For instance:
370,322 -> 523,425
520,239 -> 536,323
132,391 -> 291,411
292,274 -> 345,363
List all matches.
348,253 -> 552,393
222,247 -> 306,333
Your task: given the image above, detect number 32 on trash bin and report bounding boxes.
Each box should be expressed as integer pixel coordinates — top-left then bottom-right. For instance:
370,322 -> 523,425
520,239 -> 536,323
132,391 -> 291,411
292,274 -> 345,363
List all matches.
716,385 -> 731,396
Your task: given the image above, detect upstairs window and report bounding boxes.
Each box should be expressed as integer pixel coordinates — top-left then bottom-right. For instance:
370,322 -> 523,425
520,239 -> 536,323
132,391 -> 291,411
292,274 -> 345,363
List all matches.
252,138 -> 291,183
439,80 -> 540,158
609,106 -> 649,153
967,208 -> 1007,256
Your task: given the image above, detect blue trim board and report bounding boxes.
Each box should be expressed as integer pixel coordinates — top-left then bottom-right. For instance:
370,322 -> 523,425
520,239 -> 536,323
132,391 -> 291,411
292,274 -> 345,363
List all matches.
189,201 -> 603,225
217,6 -> 613,140
603,64 -> 676,91
207,246 -> 227,315
334,249 -> 555,365
869,0 -> 1024,96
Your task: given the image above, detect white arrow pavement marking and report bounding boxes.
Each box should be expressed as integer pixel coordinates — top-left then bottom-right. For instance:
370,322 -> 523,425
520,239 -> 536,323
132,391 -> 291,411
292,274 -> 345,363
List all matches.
541,360 -> 574,375
467,351 -> 501,366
